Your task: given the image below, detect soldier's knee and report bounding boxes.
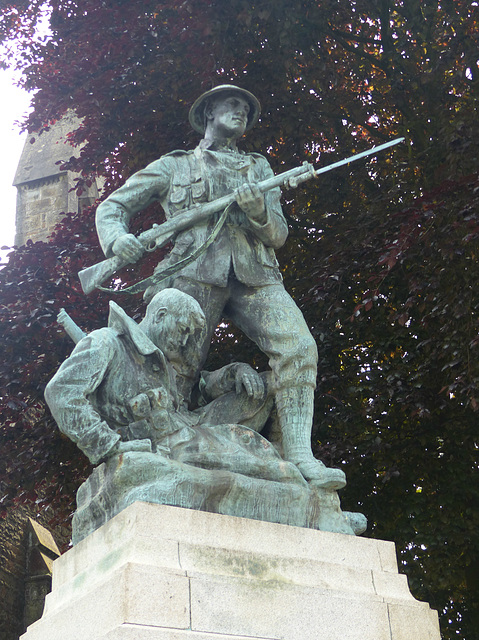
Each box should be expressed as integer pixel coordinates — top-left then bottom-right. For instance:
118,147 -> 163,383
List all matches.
295,332 -> 318,367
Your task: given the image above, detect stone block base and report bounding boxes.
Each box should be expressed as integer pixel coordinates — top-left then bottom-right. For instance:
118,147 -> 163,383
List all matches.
21,502 -> 441,640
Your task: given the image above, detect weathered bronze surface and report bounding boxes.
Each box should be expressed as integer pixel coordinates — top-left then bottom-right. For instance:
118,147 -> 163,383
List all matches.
46,86 -> 367,540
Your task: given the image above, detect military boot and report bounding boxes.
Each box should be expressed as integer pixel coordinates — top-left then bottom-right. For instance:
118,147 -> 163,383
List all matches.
276,386 -> 346,490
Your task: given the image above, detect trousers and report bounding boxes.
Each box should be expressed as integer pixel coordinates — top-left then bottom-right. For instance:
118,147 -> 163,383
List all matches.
171,275 -> 318,394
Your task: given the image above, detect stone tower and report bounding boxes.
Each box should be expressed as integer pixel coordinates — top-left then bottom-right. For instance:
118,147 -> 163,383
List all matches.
13,112 -> 101,247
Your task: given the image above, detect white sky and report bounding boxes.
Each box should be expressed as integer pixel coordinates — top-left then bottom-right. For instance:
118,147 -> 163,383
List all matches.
0,8 -> 51,262
0,68 -> 31,259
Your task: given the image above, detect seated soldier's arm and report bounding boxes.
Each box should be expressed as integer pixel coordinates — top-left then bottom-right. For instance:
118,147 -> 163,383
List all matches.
45,329 -> 152,465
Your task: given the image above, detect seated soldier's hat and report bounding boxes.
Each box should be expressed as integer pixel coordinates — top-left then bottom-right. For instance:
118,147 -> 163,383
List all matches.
189,85 -> 261,135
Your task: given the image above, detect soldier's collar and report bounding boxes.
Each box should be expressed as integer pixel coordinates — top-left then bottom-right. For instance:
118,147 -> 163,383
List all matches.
107,301 -> 165,361
197,139 -> 243,154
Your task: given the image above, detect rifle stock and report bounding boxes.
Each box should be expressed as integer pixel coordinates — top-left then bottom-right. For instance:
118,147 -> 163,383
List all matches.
79,137 -> 404,294
79,254 -> 125,295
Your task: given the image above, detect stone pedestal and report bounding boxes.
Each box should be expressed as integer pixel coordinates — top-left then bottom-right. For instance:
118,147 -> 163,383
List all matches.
21,502 -> 441,640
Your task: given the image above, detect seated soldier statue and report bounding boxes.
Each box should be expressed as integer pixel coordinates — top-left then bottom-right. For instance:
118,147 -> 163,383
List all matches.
45,289 -> 364,543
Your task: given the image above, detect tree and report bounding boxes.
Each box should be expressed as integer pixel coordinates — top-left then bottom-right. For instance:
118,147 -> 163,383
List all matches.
0,1 -> 478,637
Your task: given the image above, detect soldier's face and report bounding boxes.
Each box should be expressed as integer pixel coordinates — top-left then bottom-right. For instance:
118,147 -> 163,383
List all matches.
149,307 -> 205,369
208,94 -> 251,138
161,320 -> 191,365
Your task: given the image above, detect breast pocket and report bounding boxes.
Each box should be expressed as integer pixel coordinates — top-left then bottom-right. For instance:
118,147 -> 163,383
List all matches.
169,184 -> 189,216
191,177 -> 208,203
170,185 -> 187,204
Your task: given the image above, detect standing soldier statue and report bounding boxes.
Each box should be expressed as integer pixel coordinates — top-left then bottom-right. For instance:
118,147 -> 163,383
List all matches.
94,85 -> 346,489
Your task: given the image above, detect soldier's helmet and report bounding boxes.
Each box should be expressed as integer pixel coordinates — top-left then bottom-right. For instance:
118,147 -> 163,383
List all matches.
189,85 -> 261,135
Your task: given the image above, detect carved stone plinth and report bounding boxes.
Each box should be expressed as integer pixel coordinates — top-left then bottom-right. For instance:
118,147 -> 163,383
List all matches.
21,502 -> 441,640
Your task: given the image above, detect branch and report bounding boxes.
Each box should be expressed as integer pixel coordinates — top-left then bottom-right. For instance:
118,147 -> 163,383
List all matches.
328,28 -> 382,47
380,0 -> 392,57
327,26 -> 390,75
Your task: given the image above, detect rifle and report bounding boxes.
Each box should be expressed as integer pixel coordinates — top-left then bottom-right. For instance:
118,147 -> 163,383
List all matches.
57,308 -> 87,344
79,137 -> 404,295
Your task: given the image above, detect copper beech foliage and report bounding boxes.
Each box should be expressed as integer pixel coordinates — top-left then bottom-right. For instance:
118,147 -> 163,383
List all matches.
0,1 -> 478,636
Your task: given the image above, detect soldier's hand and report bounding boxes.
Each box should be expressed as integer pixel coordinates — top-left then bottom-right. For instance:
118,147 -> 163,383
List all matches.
112,233 -> 145,264
234,364 -> 265,400
236,184 -> 266,222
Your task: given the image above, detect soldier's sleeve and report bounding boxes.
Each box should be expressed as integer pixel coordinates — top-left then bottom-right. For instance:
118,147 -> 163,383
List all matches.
96,155 -> 175,257
44,329 -> 121,465
246,154 -> 288,249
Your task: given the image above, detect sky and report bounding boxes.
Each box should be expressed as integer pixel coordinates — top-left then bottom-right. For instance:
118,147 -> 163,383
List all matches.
0,67 -> 31,260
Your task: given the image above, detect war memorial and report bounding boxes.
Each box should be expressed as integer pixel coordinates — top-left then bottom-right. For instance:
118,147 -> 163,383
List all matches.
20,86 -> 441,640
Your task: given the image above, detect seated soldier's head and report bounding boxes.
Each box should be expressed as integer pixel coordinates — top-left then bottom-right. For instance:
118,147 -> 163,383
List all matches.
141,289 -> 205,368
